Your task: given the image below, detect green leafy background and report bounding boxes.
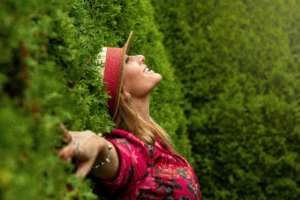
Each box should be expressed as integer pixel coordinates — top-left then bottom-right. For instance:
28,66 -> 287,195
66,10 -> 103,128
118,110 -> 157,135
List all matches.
1,0 -> 300,199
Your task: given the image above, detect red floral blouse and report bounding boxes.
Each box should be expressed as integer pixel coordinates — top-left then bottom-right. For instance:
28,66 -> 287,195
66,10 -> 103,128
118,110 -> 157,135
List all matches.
94,129 -> 201,200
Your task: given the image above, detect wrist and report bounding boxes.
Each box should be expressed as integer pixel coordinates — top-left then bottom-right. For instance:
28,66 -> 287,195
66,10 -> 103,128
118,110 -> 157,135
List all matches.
93,134 -> 112,169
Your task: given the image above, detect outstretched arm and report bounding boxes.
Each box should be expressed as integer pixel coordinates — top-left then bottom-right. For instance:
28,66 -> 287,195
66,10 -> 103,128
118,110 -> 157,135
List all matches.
59,129 -> 119,180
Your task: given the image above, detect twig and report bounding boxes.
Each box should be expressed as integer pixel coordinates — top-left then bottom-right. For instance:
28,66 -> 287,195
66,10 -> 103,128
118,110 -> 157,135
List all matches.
83,55 -> 91,69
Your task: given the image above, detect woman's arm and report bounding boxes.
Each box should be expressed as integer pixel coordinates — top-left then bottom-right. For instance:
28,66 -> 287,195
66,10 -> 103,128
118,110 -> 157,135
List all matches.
59,130 -> 119,180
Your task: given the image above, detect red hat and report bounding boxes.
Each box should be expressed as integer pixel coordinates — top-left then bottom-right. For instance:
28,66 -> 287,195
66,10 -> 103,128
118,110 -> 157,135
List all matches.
97,32 -> 133,120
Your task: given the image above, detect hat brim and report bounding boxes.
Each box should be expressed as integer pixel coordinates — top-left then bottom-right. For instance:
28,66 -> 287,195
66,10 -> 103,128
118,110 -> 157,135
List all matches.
111,31 -> 133,120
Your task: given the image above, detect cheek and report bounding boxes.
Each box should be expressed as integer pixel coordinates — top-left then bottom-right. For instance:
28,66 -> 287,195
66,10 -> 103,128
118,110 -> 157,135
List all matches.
122,71 -> 140,90
123,66 -> 143,84
125,70 -> 138,79
123,71 -> 135,84
123,65 -> 140,79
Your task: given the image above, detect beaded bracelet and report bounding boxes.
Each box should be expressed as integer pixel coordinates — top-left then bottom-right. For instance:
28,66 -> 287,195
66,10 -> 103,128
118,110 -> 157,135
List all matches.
92,133 -> 112,169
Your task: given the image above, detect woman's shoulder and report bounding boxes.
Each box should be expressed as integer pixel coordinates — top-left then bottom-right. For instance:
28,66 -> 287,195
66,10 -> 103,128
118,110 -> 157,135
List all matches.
107,129 -> 136,138
104,129 -> 149,159
105,129 -> 144,145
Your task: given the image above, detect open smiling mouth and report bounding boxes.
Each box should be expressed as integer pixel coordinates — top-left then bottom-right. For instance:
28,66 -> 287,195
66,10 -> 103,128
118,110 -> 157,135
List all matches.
144,66 -> 153,74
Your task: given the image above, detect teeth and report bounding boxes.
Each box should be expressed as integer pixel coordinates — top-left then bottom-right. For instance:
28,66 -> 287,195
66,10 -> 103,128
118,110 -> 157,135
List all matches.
144,68 -> 149,74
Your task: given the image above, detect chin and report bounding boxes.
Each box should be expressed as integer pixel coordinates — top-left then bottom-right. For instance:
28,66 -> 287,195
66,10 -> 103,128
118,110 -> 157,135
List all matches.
152,74 -> 162,89
155,73 -> 162,82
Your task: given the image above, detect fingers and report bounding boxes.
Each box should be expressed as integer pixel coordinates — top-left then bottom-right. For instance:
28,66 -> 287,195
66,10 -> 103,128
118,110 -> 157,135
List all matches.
59,142 -> 78,163
60,124 -> 73,143
58,128 -> 99,178
59,129 -> 83,162
60,123 -> 66,130
63,132 -> 73,143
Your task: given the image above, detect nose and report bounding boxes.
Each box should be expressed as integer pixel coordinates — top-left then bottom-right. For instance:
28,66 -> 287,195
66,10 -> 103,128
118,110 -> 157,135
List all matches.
137,55 -> 145,65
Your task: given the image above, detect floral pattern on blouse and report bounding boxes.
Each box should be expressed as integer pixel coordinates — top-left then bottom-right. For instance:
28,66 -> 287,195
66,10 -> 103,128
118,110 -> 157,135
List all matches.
95,129 -> 201,200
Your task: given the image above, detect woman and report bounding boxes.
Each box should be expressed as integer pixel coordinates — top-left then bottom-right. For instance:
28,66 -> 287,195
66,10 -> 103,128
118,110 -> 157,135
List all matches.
59,32 -> 201,199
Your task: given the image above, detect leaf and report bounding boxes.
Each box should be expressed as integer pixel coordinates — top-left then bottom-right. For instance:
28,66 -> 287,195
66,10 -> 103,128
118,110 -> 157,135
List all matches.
157,183 -> 163,191
170,180 -> 182,190
164,186 -> 174,194
187,183 -> 195,196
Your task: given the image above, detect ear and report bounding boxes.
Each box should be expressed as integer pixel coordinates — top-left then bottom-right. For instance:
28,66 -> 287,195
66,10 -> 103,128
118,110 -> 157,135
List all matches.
121,90 -> 130,100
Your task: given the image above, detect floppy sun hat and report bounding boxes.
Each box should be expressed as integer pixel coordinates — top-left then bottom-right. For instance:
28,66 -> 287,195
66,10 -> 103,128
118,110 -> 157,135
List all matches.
97,31 -> 133,120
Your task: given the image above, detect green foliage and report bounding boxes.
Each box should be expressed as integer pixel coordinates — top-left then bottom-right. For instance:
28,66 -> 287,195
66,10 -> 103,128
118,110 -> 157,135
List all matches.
0,0 -> 101,199
152,0 -> 300,199
0,0 -> 191,199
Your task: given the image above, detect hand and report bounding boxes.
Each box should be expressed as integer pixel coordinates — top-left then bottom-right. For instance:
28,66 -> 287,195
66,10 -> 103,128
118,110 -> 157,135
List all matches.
59,126 -> 102,177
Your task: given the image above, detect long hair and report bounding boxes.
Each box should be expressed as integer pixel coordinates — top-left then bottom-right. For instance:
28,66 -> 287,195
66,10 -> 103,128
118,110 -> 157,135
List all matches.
114,89 -> 175,152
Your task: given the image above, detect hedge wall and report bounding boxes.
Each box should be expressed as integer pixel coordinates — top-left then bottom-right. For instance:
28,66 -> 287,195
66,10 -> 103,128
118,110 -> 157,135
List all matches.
152,0 -> 300,199
0,0 -> 192,199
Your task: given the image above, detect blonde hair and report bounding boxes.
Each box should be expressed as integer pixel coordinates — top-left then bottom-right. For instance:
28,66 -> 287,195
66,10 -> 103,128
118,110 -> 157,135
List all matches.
114,90 -> 175,152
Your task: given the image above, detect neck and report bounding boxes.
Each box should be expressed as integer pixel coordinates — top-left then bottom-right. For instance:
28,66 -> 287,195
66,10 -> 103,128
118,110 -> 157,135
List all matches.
129,94 -> 151,124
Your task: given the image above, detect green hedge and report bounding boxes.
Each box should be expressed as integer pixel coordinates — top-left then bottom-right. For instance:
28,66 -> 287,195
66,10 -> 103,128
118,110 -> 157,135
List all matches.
0,0 -> 192,199
152,0 -> 300,199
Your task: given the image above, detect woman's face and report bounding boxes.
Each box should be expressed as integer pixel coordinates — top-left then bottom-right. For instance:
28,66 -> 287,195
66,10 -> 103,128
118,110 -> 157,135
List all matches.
122,55 -> 162,98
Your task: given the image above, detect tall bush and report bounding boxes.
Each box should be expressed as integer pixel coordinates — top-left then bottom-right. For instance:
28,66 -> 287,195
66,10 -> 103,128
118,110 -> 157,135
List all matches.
152,0 -> 300,199
0,0 -> 191,199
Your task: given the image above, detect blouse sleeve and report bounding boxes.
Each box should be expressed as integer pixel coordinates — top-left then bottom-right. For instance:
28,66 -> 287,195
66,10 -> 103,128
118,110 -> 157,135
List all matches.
94,129 -> 148,194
